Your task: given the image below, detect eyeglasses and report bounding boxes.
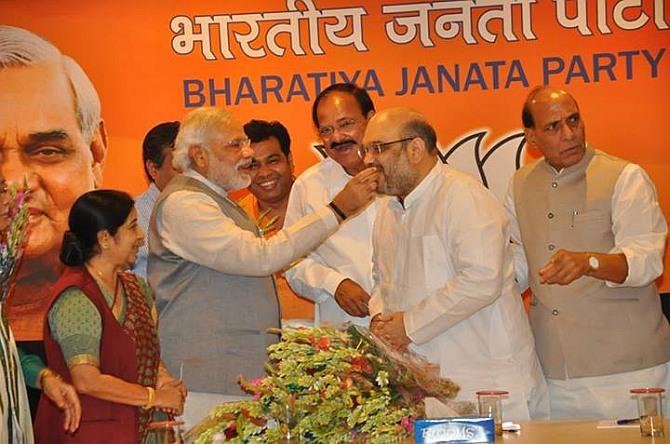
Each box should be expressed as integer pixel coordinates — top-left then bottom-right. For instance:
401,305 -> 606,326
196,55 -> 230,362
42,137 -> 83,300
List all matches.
222,137 -> 251,151
357,137 -> 414,158
317,118 -> 358,138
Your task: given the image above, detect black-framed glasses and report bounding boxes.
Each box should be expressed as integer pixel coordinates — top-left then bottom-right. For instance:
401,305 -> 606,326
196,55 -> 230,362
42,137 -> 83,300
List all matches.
357,137 -> 414,158
223,137 -> 251,151
317,118 -> 358,138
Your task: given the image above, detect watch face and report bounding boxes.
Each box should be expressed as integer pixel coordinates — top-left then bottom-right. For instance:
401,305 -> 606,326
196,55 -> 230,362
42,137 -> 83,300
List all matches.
589,256 -> 600,270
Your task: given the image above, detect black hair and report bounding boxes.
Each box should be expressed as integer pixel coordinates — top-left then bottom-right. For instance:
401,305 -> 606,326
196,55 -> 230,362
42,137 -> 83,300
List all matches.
311,83 -> 375,128
522,86 -> 550,129
243,119 -> 291,158
404,118 -> 438,153
60,190 -> 135,266
142,121 -> 180,182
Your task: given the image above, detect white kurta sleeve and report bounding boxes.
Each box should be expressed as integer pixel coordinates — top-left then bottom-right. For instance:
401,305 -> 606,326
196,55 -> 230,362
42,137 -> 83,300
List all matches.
607,164 -> 668,288
157,190 -> 338,276
503,176 -> 530,292
368,215 -> 384,318
283,179 -> 347,303
404,184 -> 510,345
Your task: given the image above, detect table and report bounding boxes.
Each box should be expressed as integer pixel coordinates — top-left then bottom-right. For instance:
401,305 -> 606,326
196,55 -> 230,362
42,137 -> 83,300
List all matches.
200,415 -> 670,443
406,420 -> 670,443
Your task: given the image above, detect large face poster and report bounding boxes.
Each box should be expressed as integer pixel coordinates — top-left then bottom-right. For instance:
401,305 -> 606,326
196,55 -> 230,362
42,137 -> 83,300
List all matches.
2,0 -> 669,339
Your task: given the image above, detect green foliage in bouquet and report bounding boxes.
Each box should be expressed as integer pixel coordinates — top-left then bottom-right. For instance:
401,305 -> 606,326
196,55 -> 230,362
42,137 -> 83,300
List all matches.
188,324 -> 468,443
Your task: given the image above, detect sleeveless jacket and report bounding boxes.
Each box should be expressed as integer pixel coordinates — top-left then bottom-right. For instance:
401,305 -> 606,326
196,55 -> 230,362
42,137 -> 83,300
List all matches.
148,174 -> 280,394
513,148 -> 670,378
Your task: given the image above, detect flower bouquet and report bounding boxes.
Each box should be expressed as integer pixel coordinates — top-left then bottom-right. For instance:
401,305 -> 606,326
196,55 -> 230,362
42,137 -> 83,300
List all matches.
186,324 -> 473,443
0,182 -> 30,301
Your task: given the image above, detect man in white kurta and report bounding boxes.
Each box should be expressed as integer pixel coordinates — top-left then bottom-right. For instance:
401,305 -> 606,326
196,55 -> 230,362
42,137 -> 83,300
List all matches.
365,108 -> 548,420
0,307 -> 32,444
285,83 -> 378,327
285,157 -> 377,326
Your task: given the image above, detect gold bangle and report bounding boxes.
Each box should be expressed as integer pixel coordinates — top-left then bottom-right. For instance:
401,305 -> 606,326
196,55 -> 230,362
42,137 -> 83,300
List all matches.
38,368 -> 62,389
143,386 -> 155,410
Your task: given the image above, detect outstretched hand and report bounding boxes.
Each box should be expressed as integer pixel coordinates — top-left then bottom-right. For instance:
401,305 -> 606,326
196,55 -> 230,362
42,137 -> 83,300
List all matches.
539,250 -> 589,285
332,167 -> 380,218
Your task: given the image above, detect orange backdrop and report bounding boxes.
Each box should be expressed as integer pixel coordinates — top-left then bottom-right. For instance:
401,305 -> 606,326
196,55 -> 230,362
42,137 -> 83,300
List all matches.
4,0 -> 670,290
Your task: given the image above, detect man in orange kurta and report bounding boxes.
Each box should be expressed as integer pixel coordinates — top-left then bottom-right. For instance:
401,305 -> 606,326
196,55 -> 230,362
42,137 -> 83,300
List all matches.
238,120 -> 314,321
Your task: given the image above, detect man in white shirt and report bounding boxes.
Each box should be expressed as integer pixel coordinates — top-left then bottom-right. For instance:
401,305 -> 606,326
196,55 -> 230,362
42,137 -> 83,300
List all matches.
147,106 -> 378,426
504,86 -> 670,419
285,83 -> 377,327
365,107 -> 549,420
133,121 -> 180,279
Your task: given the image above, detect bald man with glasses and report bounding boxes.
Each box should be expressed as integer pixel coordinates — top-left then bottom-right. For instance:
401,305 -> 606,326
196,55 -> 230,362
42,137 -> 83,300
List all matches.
364,107 -> 549,420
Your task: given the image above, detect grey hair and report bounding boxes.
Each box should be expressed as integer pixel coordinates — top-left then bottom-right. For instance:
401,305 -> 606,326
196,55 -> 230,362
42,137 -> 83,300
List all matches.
173,107 -> 235,171
0,25 -> 102,142
403,118 -> 437,153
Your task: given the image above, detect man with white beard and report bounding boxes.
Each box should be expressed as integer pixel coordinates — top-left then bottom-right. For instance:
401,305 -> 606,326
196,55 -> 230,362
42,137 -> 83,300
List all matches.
147,107 -> 379,425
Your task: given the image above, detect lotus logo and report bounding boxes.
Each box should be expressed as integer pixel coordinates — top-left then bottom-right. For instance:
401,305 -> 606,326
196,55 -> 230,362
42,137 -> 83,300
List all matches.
439,129 -> 529,203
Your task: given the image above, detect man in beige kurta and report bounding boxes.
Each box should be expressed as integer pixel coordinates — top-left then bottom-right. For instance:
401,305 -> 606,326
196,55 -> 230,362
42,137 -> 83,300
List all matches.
505,86 -> 670,419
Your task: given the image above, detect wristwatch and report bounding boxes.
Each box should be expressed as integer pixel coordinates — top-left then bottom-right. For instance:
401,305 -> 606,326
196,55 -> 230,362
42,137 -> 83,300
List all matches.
588,255 -> 600,272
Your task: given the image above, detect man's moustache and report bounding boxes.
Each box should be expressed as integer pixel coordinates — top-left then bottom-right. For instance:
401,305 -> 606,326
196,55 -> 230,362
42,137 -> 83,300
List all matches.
330,140 -> 357,151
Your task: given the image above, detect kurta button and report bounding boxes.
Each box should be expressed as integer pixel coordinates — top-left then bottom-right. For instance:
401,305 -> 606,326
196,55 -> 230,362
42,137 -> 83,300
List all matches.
552,309 -> 559,316
547,212 -> 554,219
548,244 -> 555,251
551,182 -> 558,188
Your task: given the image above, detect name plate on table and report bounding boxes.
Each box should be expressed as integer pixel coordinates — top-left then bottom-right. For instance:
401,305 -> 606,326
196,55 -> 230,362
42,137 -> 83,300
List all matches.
415,417 -> 495,443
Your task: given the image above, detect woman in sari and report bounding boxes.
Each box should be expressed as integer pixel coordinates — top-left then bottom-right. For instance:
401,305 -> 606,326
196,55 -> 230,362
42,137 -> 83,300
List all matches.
35,190 -> 185,443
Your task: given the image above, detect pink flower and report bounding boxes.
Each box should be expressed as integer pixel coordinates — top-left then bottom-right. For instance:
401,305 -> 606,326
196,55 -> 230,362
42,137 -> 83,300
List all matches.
248,377 -> 265,399
400,415 -> 415,433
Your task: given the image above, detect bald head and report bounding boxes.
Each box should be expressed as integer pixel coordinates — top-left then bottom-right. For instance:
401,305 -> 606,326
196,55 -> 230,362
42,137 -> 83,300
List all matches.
362,107 -> 438,198
522,86 -> 580,129
368,107 -> 438,153
521,86 -> 586,170
369,107 -> 422,126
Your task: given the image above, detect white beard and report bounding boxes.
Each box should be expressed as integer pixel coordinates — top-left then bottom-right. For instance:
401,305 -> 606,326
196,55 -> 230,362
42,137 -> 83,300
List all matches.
208,156 -> 251,191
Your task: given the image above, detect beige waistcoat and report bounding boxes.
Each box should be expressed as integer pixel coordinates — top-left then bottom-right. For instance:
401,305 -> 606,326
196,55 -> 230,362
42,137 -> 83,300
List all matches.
513,147 -> 670,379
